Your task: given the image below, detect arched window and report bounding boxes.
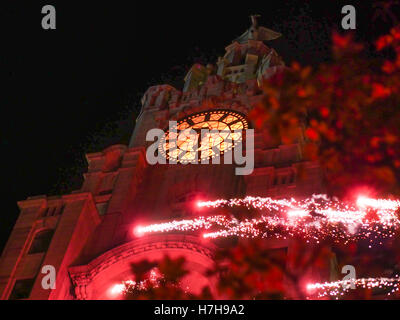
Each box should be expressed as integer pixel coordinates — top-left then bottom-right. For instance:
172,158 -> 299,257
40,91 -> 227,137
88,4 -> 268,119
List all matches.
28,230 -> 54,254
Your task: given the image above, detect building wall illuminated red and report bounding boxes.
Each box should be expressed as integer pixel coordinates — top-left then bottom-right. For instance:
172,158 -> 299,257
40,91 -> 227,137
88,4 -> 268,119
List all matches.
0,18 -> 329,300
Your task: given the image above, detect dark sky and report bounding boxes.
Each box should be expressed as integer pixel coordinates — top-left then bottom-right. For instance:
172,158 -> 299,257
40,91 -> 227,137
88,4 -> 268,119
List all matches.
1,1 -> 396,253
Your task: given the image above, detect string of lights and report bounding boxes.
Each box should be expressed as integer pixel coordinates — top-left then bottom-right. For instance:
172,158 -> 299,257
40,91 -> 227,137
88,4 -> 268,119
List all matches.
135,195 -> 400,244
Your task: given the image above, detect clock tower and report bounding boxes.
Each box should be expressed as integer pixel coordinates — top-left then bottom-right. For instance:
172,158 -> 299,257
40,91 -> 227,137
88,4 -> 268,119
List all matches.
0,17 -> 328,300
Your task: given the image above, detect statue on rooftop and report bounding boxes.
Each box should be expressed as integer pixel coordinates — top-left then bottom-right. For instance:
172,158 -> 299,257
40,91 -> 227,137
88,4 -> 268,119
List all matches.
234,14 -> 282,44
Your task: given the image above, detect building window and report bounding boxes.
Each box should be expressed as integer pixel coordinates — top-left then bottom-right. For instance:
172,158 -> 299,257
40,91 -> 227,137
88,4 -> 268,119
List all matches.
9,278 -> 35,300
46,206 -> 57,216
28,230 -> 54,254
40,204 -> 65,218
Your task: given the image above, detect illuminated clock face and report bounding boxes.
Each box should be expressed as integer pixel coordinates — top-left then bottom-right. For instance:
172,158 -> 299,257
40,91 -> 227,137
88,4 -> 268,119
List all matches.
159,110 -> 249,163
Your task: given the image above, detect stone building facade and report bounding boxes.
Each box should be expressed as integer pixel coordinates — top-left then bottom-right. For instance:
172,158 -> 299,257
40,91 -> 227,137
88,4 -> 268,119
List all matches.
0,17 -> 329,300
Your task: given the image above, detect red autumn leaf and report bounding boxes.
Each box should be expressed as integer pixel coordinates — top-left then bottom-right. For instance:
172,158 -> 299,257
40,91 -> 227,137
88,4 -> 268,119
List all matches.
391,26 -> 400,40
297,87 -> 307,97
375,35 -> 393,51
332,32 -> 352,49
382,60 -> 396,73
305,127 -> 319,141
370,137 -> 380,148
371,83 -> 391,99
319,106 -> 330,118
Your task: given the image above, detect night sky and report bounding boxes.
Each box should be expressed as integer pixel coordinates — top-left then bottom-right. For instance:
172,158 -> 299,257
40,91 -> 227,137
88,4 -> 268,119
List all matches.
1,1 -> 396,253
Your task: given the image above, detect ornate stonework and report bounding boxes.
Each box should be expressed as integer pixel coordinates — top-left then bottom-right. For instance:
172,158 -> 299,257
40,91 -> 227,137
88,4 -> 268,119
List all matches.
69,235 -> 216,299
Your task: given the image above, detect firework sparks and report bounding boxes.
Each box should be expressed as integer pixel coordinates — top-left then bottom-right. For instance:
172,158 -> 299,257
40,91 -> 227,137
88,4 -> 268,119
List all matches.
306,276 -> 400,299
110,269 -> 162,296
135,195 -> 400,244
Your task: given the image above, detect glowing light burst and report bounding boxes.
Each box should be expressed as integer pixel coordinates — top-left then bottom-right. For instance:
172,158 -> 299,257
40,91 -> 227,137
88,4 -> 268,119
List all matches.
110,270 -> 162,296
110,283 -> 126,295
136,195 -> 400,244
357,196 -> 400,210
307,276 -> 400,299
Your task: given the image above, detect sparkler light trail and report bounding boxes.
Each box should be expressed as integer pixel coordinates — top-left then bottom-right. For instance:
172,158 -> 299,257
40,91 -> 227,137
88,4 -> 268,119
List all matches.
306,276 -> 400,299
135,195 -> 400,244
